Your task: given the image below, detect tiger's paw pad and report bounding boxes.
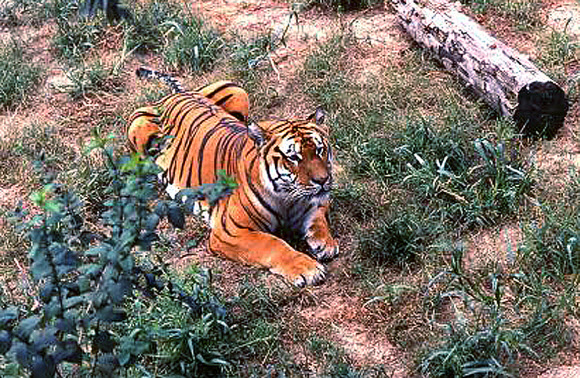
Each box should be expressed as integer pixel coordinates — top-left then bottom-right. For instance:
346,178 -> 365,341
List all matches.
293,263 -> 326,288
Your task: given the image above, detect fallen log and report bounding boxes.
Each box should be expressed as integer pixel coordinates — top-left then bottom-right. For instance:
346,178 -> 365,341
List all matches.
390,0 -> 569,139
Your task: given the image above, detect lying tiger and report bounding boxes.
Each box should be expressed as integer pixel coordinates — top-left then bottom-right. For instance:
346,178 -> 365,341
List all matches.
127,67 -> 338,286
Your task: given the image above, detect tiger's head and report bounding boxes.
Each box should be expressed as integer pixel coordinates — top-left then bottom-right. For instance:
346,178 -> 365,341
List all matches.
248,108 -> 332,205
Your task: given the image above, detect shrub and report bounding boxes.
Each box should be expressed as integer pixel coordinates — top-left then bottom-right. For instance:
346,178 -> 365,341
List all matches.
0,132 -> 237,377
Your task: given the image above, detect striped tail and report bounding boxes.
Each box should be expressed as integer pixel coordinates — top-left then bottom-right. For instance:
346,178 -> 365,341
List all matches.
135,66 -> 185,94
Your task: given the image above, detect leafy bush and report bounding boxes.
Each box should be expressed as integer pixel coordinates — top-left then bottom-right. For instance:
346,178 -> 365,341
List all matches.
0,40 -> 43,110
0,133 -> 236,377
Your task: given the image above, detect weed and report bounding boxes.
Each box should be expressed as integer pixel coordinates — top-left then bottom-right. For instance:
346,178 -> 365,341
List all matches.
358,211 -> 430,267
52,1 -> 107,61
162,15 -> 224,73
420,248 -> 539,377
0,0 -> 41,26
228,32 -> 277,112
538,25 -> 579,81
300,0 -> 382,12
0,132 -> 236,377
0,40 -> 43,110
66,58 -> 125,99
460,0 -> 541,30
122,0 -> 182,53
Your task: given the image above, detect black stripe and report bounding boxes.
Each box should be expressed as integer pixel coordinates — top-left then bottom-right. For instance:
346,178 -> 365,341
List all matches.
204,82 -> 240,99
230,112 -> 245,122
247,157 -> 281,222
168,108 -> 211,183
214,94 -> 233,107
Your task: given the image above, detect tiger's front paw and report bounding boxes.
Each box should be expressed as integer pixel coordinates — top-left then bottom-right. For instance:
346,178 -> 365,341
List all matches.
307,237 -> 339,262
270,254 -> 326,287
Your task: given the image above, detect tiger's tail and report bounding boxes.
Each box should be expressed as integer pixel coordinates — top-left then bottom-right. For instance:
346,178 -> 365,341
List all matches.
136,66 -> 184,94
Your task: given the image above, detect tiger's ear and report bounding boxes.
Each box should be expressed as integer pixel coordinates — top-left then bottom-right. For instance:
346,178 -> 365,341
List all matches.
308,107 -> 326,126
247,120 -> 269,147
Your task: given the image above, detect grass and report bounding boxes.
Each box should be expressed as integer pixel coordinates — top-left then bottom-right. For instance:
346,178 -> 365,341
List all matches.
0,40 -> 43,110
460,0 -> 542,30
297,26 -> 576,375
1,0 -> 579,376
51,1 -> 108,62
299,0 -> 383,12
66,58 -> 125,99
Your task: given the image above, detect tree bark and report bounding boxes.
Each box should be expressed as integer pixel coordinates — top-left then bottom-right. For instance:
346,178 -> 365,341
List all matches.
390,0 -> 569,138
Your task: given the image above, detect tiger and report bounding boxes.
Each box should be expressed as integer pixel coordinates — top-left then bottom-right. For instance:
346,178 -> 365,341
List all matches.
127,67 -> 338,286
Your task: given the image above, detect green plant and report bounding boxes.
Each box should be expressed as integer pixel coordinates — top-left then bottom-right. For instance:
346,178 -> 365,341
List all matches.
0,132 -> 237,377
459,0 -> 541,30
122,0 -> 182,53
0,40 -> 43,110
301,0 -> 382,12
0,0 -> 41,26
67,59 -> 124,99
420,248 -> 538,377
358,212 -> 428,267
162,15 -> 224,73
52,1 -> 108,61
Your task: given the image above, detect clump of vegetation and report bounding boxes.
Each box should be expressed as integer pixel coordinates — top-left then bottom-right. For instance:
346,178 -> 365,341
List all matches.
0,134 -> 237,377
51,0 -> 108,61
459,0 -> 542,30
0,41 -> 43,110
124,1 -> 223,73
162,15 -> 224,73
67,59 -> 125,99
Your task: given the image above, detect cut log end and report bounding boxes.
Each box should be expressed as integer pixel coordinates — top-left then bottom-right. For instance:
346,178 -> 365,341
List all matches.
513,81 -> 569,139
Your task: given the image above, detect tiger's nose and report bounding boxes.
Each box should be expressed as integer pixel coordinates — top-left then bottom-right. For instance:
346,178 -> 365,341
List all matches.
311,175 -> 330,190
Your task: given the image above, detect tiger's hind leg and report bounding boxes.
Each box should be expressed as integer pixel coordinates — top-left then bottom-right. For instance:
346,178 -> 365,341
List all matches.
196,81 -> 249,122
126,106 -> 163,154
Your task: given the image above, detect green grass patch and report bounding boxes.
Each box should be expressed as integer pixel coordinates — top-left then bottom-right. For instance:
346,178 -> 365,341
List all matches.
0,40 -> 43,110
300,0 -> 383,12
459,0 -> 542,30
52,1 -> 108,62
124,0 -> 223,73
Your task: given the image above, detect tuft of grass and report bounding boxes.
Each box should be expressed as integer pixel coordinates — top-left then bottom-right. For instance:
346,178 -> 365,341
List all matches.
0,0 -> 40,27
358,211 -> 429,267
0,40 -> 43,110
459,0 -> 542,30
66,58 -> 125,99
123,0 -> 182,53
538,26 -> 579,82
123,0 -> 224,73
52,1 -> 108,61
162,15 -> 224,73
228,32 -> 280,115
0,123 -> 74,186
300,0 -> 383,12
